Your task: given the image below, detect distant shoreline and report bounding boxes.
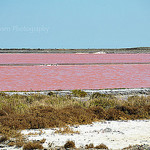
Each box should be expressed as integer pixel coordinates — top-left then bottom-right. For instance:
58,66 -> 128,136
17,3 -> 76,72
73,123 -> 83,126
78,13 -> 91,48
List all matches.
0,47 -> 150,53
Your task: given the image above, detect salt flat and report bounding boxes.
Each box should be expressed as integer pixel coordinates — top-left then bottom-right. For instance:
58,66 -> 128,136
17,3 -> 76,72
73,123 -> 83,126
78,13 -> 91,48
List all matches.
20,120 -> 150,149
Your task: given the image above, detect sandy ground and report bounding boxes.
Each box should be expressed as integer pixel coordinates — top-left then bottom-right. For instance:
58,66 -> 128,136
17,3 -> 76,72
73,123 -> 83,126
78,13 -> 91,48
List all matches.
18,120 -> 150,149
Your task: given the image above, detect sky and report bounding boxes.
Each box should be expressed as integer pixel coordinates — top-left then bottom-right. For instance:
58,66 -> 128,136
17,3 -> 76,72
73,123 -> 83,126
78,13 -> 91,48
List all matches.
0,0 -> 150,49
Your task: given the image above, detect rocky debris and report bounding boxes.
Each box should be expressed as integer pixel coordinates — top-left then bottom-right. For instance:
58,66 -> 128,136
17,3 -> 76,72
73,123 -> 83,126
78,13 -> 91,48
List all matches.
102,128 -> 112,133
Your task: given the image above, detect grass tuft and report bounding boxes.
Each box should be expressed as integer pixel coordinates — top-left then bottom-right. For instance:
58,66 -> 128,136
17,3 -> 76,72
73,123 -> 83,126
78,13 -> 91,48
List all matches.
95,143 -> 109,149
54,126 -> 80,134
23,141 -> 43,150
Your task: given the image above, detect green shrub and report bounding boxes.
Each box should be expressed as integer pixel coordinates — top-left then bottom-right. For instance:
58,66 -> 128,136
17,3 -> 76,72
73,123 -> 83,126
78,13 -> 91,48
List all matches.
90,97 -> 117,108
72,89 -> 87,97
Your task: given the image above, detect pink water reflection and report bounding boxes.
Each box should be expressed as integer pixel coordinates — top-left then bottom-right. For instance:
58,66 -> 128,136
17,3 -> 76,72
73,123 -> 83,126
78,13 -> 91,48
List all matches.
0,64 -> 150,91
0,54 -> 150,64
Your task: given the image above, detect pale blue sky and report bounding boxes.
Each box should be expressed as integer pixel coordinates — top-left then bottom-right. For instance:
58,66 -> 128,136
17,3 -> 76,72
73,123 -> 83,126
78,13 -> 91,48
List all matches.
0,0 -> 150,48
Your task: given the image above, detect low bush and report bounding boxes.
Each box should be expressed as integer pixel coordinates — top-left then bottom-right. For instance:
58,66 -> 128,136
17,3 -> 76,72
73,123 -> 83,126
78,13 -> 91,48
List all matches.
105,108 -> 128,120
85,143 -> 94,149
16,140 -> 24,147
115,105 -> 139,115
23,141 -> 43,150
47,91 -> 54,96
72,89 -> 87,97
64,140 -> 75,149
0,125 -> 21,138
127,96 -> 150,107
8,141 -> 16,147
39,138 -> 46,144
95,143 -> 109,149
0,92 -> 150,131
0,135 -> 8,143
91,92 -> 115,99
90,97 -> 118,108
0,105 -> 96,129
90,106 -> 106,119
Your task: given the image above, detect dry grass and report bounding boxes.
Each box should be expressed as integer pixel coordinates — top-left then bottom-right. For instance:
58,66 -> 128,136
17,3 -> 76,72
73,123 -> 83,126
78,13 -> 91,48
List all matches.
0,92 -> 149,149
0,92 -> 149,131
0,124 -> 21,138
54,126 -> 80,134
39,138 -> 46,144
15,140 -> 24,147
23,141 -> 43,150
85,143 -> 109,149
7,141 -> 16,147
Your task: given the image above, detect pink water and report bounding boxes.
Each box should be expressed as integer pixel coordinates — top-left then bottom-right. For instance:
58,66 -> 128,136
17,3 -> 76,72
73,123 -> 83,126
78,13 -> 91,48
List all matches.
0,64 -> 150,91
0,54 -> 150,64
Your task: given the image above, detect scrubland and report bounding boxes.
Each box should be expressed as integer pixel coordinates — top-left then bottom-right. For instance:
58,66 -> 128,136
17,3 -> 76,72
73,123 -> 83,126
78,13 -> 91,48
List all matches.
0,91 -> 150,149
0,91 -> 150,130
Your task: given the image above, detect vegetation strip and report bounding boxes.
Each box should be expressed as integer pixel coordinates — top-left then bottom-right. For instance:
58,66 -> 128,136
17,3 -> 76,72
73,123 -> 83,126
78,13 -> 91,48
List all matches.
0,90 -> 150,149
0,91 -> 150,130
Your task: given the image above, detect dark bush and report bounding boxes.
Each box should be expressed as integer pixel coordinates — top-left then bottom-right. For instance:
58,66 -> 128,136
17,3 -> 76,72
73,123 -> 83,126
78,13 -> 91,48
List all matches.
47,91 -> 54,96
0,92 -> 8,97
95,143 -> 109,149
64,140 -> 75,149
90,106 -> 106,119
85,143 -> 94,148
59,105 -> 96,125
105,108 -> 128,120
115,105 -> 139,115
0,135 -> 8,143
